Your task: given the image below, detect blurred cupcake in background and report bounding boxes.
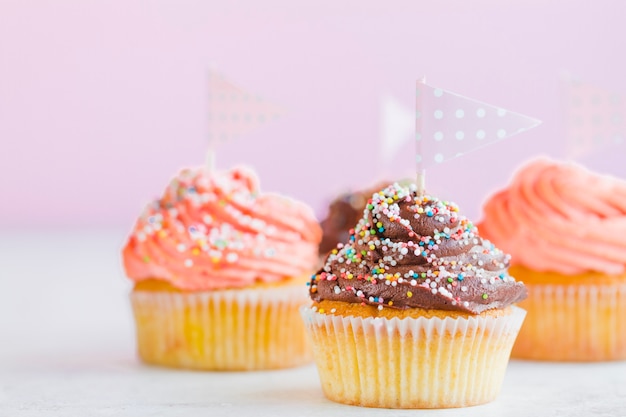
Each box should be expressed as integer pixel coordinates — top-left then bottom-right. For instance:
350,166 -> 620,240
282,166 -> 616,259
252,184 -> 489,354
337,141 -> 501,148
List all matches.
123,165 -> 322,370
479,158 -> 626,361
318,183 -> 390,258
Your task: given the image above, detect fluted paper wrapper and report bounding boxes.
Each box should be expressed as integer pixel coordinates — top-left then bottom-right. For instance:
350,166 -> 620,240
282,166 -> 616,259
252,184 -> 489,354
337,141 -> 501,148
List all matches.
301,306 -> 525,409
512,283 -> 626,361
131,284 -> 311,370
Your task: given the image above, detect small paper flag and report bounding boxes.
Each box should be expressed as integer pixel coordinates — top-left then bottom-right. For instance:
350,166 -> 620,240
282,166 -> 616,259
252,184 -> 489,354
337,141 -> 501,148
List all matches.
207,70 -> 284,144
415,80 -> 541,169
381,94 -> 414,163
562,76 -> 625,159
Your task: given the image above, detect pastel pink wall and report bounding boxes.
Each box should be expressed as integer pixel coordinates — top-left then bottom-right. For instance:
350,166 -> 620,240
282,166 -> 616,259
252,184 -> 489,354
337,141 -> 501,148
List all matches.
1,0 -> 625,230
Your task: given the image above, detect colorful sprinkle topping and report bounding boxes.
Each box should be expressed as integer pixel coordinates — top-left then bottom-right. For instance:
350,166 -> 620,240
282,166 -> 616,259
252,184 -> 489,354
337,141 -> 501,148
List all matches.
309,182 -> 526,314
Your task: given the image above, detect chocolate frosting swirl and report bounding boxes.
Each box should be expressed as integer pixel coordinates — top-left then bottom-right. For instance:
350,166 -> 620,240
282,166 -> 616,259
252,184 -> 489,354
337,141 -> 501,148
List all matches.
309,183 -> 527,314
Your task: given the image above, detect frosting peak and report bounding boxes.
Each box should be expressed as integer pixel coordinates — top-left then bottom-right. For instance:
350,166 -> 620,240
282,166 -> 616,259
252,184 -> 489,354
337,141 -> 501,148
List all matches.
479,158 -> 626,275
123,166 -> 322,290
309,183 -> 526,314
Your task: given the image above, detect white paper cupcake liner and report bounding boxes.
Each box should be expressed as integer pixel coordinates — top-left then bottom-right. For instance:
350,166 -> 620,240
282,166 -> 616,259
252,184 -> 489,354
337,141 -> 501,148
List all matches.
301,306 -> 525,408
513,283 -> 626,361
131,283 -> 311,370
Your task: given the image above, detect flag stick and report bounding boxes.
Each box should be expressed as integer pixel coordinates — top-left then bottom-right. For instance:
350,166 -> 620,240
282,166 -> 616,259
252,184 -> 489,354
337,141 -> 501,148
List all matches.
416,77 -> 426,196
416,168 -> 426,196
206,69 -> 216,173
205,144 -> 216,173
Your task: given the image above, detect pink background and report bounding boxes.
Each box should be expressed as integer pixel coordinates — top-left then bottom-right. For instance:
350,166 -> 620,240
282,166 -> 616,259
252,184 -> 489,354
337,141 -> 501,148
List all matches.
1,0 -> 625,230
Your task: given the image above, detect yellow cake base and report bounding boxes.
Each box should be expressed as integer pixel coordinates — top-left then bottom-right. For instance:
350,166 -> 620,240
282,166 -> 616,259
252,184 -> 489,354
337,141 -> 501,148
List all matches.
301,301 -> 525,409
131,277 -> 312,370
510,266 -> 626,361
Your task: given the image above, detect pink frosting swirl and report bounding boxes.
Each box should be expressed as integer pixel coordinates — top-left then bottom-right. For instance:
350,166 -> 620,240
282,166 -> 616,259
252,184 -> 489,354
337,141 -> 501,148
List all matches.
123,166 -> 322,290
479,158 -> 626,275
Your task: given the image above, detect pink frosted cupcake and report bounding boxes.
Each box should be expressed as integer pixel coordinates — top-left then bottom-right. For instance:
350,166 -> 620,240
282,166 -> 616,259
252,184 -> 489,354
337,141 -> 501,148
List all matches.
480,158 -> 626,361
123,166 -> 322,370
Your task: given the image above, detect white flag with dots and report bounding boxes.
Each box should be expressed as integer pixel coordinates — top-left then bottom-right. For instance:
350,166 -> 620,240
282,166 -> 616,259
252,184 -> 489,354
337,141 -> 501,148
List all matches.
207,70 -> 284,144
562,76 -> 625,159
415,80 -> 541,168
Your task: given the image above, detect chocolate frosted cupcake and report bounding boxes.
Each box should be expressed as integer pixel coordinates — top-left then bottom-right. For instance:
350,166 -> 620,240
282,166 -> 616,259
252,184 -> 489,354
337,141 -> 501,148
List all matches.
318,183 -> 389,256
301,182 -> 527,409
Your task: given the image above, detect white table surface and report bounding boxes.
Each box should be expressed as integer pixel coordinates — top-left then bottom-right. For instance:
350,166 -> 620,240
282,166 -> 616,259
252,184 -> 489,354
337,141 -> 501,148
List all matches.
1,230 -> 625,417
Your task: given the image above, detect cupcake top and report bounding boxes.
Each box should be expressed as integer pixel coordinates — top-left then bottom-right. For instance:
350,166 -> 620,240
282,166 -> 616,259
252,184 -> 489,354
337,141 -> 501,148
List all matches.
123,166 -> 322,291
479,158 -> 626,275
309,183 -> 527,314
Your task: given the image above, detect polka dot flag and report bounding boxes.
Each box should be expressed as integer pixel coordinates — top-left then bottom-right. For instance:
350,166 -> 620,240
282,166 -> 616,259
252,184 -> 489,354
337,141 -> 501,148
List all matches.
415,80 -> 541,169
207,70 -> 284,144
563,76 -> 625,159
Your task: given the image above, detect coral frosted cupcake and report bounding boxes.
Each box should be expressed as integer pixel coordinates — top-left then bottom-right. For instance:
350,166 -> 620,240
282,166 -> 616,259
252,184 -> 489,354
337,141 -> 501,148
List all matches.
302,182 -> 526,409
479,158 -> 626,361
123,166 -> 322,370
